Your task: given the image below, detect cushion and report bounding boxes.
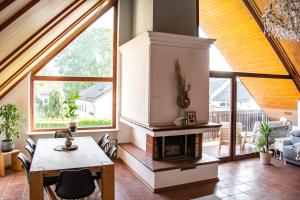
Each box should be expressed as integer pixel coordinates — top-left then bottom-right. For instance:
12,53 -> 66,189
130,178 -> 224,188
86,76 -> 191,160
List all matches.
292,136 -> 300,144
291,129 -> 300,137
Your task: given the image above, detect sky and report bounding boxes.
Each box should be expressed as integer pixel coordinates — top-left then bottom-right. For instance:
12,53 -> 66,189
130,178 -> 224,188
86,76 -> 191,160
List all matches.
198,27 -> 232,72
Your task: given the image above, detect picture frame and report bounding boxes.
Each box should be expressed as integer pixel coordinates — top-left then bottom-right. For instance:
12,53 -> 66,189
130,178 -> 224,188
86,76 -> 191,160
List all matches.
186,111 -> 197,126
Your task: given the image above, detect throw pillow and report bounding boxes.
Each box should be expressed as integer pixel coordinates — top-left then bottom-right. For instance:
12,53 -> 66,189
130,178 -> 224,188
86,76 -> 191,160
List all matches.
291,129 -> 300,137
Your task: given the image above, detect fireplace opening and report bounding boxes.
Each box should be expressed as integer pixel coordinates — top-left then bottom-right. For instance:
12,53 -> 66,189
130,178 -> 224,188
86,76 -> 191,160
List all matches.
153,134 -> 197,160
164,135 -> 185,158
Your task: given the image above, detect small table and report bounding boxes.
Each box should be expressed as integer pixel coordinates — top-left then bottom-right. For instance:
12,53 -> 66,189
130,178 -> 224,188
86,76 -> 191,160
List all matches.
0,149 -> 23,176
274,137 -> 292,160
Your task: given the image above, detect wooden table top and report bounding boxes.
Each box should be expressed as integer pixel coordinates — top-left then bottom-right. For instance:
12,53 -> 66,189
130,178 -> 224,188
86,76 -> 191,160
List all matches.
30,137 -> 113,173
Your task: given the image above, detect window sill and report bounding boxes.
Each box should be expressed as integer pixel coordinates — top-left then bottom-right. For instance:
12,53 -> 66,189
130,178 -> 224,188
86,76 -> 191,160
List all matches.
28,128 -> 119,136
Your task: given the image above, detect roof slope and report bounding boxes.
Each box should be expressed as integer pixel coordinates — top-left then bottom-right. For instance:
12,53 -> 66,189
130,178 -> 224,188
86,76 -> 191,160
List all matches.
0,0 -> 116,99
199,0 -> 300,111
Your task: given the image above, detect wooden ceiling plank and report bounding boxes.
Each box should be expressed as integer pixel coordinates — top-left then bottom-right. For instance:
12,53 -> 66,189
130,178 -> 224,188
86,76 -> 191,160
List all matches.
0,0 -> 117,98
243,0 -> 300,91
0,0 -> 84,71
0,0 -> 15,12
0,0 -> 40,32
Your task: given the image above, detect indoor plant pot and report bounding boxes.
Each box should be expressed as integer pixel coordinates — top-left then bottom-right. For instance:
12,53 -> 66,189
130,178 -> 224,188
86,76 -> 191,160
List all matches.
259,151 -> 273,165
1,140 -> 15,152
256,120 -> 274,165
68,121 -> 78,133
0,104 -> 24,152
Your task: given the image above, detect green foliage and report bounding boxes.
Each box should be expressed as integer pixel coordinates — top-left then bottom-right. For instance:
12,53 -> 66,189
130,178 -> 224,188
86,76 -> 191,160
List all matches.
54,27 -> 113,78
64,91 -> 80,121
34,119 -> 112,129
0,104 -> 24,141
45,89 -> 65,119
256,120 -> 273,153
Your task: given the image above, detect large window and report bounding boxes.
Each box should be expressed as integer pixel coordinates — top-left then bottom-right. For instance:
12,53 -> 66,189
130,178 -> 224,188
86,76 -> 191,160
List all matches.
31,7 -> 116,131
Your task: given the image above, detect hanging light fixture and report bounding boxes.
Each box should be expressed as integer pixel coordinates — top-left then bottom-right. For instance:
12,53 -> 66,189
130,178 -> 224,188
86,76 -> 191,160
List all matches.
262,0 -> 300,42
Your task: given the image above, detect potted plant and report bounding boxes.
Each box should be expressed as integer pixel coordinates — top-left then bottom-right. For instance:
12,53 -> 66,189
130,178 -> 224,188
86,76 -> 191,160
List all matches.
64,91 -> 80,132
256,120 -> 273,164
0,104 -> 24,152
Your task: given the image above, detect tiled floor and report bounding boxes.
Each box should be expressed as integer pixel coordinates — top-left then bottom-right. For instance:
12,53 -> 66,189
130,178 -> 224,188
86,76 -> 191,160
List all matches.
203,141 -> 255,158
0,158 -> 300,200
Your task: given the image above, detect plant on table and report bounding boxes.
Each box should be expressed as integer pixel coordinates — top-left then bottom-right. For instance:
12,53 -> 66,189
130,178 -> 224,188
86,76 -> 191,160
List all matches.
64,91 -> 80,132
0,104 -> 24,152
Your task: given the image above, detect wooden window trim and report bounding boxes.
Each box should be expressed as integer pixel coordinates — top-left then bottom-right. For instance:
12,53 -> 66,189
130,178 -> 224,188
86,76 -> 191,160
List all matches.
30,3 -> 118,132
209,70 -> 292,161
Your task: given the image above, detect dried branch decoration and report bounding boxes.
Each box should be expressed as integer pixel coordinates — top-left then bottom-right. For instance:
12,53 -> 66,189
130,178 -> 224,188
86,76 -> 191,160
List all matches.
175,59 -> 191,109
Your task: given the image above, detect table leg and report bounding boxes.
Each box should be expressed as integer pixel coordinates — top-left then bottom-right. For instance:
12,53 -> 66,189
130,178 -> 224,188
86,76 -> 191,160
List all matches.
11,151 -> 22,171
0,154 -> 5,176
100,165 -> 114,200
30,171 -> 44,200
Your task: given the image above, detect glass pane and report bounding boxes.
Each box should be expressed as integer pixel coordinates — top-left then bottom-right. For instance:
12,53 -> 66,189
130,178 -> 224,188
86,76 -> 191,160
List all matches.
236,78 -> 267,156
203,78 -> 231,158
33,81 -> 112,129
37,8 -> 114,77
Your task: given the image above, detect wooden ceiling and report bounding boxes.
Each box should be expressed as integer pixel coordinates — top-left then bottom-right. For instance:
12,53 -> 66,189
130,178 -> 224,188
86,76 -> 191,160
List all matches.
199,0 -> 300,111
0,0 -> 116,99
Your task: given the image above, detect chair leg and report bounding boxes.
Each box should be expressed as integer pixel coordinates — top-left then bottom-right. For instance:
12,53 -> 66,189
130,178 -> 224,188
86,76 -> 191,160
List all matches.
44,186 -> 58,200
218,141 -> 221,154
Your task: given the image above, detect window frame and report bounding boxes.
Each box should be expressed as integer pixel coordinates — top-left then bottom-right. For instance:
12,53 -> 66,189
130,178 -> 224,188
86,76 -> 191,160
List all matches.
30,4 -> 118,132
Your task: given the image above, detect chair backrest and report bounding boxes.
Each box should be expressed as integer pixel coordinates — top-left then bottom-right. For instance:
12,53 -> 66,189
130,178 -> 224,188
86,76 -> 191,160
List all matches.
219,122 -> 242,144
100,138 -> 110,151
25,144 -> 34,160
54,130 -> 72,138
98,133 -> 109,147
17,153 -> 31,182
105,145 -> 117,159
26,138 -> 36,150
55,169 -> 95,199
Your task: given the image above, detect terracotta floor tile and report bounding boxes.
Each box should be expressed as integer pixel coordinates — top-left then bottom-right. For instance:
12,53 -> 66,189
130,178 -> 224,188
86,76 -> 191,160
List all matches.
0,158 -> 299,200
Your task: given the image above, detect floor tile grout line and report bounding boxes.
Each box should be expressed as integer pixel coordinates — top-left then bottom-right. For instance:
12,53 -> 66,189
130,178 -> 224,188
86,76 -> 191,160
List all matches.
0,173 -> 13,200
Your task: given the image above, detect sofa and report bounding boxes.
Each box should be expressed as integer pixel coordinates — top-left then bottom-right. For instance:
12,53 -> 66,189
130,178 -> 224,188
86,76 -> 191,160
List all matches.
283,128 -> 300,166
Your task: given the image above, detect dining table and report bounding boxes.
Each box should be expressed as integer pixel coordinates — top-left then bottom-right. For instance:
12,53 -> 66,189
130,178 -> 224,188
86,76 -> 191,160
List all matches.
29,136 -> 114,200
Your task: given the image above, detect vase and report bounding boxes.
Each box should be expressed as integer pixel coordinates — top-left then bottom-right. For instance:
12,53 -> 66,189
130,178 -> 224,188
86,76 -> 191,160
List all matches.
1,140 -> 14,152
179,108 -> 186,118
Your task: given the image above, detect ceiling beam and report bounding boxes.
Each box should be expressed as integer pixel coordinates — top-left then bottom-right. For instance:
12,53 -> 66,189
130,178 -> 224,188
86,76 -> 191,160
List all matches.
0,0 -> 84,72
0,0 -> 15,12
0,0 -> 40,32
243,0 -> 300,91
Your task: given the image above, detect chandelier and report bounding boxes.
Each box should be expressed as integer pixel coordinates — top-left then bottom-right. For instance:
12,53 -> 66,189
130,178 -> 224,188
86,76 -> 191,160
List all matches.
262,0 -> 300,42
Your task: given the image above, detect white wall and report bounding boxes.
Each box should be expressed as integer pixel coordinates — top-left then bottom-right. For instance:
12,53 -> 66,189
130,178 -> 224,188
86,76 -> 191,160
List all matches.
264,108 -> 298,126
0,76 -> 30,165
132,0 -> 153,37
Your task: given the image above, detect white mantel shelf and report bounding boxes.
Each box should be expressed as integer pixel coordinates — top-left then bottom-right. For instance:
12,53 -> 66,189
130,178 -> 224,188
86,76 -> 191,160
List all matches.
120,116 -> 221,137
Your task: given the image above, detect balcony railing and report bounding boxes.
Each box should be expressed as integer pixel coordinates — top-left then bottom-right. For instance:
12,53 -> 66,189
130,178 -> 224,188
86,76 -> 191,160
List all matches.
204,109 -> 266,142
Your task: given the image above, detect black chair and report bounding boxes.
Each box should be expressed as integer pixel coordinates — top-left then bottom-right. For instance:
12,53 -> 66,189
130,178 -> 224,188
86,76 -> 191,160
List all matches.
26,138 -> 36,150
17,153 -> 57,197
54,130 -> 72,138
100,138 -> 110,151
105,145 -> 117,159
25,144 -> 34,160
97,133 -> 109,147
93,145 -> 116,181
55,169 -> 95,199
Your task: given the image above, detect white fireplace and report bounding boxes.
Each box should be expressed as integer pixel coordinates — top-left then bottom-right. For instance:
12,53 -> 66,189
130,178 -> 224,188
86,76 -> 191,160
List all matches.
118,31 -> 220,192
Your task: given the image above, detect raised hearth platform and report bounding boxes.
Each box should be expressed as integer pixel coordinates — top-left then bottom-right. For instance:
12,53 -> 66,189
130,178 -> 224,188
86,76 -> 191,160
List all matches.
118,143 -> 220,192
